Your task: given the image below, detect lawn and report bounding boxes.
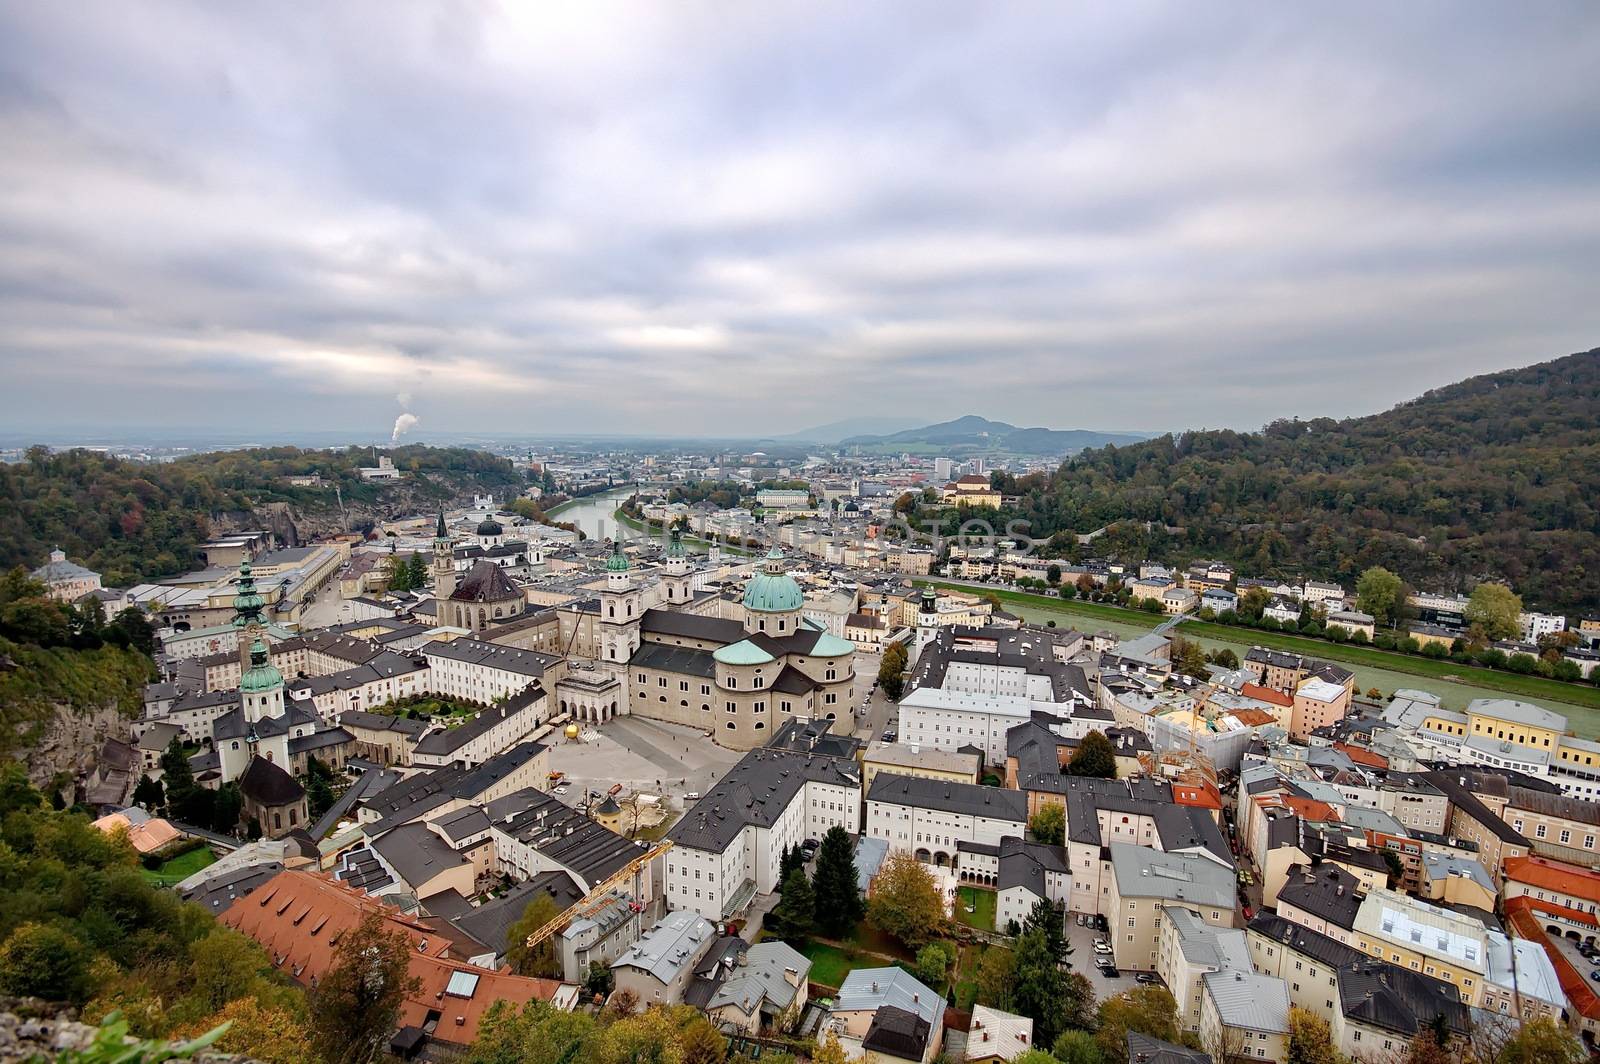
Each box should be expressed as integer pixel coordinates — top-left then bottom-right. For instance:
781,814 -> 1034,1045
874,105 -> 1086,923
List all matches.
921,580 -> 1600,716
795,940 -> 888,990
142,846 -> 216,886
953,886 -> 996,932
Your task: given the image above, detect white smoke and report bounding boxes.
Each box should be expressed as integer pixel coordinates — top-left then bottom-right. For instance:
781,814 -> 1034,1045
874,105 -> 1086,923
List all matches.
391,392 -> 419,442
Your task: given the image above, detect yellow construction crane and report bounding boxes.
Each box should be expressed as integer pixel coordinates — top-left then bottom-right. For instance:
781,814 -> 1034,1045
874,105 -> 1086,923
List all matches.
523,838 -> 673,949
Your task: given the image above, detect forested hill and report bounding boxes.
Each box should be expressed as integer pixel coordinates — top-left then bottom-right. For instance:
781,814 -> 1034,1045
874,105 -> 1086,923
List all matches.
0,444 -> 524,586
997,346 -> 1600,614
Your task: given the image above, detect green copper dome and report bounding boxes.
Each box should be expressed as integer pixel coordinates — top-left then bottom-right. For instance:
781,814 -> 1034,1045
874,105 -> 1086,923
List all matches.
239,639 -> 283,694
714,639 -> 777,666
666,527 -> 686,558
743,547 -> 803,613
606,542 -> 630,572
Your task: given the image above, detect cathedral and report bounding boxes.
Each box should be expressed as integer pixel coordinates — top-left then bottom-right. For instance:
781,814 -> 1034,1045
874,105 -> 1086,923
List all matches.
598,535 -> 859,750
431,512 -> 530,633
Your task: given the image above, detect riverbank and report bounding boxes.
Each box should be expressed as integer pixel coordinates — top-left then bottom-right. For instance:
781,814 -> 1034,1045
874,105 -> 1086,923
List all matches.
920,579 -> 1600,734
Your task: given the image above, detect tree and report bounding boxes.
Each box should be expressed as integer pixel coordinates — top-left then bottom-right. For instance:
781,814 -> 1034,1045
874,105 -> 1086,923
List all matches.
187,929 -> 273,1015
1287,1008 -> 1346,1064
1053,1030 -> 1103,1064
178,997 -> 314,1064
813,1030 -> 849,1064
1028,804 -> 1065,846
1010,925 -> 1067,1045
1208,647 -> 1240,669
384,552 -> 414,593
911,941 -> 956,989
1465,582 -> 1522,641
110,606 -> 156,655
1355,567 -> 1404,626
306,774 -> 335,820
867,851 -> 945,949
0,922 -> 92,1002
1068,730 -> 1118,779
1487,1016 -> 1585,1064
1014,1052 -> 1059,1064
406,552 -> 429,590
679,1016 -> 728,1064
1170,636 -> 1209,679
973,945 -> 1016,1009
812,825 -> 864,938
1047,564 -> 1062,585
879,641 -> 908,701
506,893 -> 564,978
308,911 -> 422,1064
768,867 -> 815,943
1096,987 -> 1185,1064
1021,898 -> 1067,967
132,773 -> 165,811
465,1000 -> 598,1064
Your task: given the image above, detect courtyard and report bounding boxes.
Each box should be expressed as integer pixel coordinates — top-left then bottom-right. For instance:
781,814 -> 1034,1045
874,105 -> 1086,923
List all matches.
545,713 -> 744,812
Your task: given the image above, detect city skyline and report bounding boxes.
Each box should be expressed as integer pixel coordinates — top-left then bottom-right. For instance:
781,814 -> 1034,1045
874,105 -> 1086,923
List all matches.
2,3 -> 1598,438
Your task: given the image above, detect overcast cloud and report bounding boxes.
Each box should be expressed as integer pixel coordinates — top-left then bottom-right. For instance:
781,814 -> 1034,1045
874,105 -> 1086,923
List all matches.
1,2 -> 1598,439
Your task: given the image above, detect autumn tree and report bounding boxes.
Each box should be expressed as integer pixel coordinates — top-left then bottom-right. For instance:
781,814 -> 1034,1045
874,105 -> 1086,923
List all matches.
879,641 -> 909,701
1028,804 -> 1065,846
1068,730 -> 1118,779
1355,567 -> 1404,627
1287,1008 -> 1346,1064
973,945 -> 1016,1010
178,998 -> 314,1064
1095,987 -> 1187,1064
506,893 -> 565,978
1465,582 -> 1523,642
1483,1016 -> 1585,1064
308,911 -> 421,1064
867,851 -> 946,949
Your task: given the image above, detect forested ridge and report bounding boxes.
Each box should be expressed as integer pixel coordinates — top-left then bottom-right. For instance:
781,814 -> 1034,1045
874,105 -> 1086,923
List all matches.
0,444 -> 523,586
989,347 -> 1600,613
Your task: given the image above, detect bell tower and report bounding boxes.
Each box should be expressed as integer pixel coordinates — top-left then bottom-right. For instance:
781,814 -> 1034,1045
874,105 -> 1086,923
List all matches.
231,559 -> 267,673
432,511 -> 457,601
601,541 -> 641,665
663,527 -> 692,605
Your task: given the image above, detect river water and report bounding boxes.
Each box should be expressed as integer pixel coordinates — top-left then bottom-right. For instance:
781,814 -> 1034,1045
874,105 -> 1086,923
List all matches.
546,487 -> 635,541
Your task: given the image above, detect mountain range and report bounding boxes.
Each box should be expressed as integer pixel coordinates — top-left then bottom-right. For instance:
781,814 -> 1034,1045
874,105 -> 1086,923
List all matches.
842,415 -> 1150,454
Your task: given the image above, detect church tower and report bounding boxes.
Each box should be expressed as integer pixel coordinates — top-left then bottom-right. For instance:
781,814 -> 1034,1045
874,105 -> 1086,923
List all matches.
663,527 -> 692,605
232,559 -> 267,673
600,541 -> 641,665
432,511 -> 457,601
240,638 -> 285,724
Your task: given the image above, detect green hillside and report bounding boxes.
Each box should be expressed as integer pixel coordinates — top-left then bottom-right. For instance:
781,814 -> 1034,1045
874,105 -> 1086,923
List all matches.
984,347 -> 1600,614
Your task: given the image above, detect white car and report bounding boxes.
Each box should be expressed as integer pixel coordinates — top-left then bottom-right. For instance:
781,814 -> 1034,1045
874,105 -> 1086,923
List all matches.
685,792 -> 701,801
1093,940 -> 1113,954
554,784 -> 569,795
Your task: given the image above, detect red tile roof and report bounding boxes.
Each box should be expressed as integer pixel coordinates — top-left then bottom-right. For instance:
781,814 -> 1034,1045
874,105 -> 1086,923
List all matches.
1240,683 -> 1293,707
1333,742 -> 1389,769
1505,854 -> 1600,906
220,870 -> 567,1045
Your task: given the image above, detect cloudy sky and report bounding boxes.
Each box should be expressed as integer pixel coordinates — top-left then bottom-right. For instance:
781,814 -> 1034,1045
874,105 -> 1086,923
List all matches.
2,3 -> 1598,441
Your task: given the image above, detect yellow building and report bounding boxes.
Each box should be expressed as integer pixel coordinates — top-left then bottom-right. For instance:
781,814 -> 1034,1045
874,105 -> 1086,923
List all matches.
942,475 -> 1002,509
861,740 -> 981,791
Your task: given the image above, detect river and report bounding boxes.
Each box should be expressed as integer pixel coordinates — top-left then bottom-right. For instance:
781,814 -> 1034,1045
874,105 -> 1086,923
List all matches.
545,487 -> 636,541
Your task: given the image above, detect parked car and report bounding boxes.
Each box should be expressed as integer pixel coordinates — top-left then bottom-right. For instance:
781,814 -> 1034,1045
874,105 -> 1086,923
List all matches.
1093,941 -> 1113,955
1098,963 -> 1120,977
685,792 -> 701,801
1135,972 -> 1162,986
1096,914 -> 1109,932
1590,970 -> 1600,983
1589,954 -> 1600,967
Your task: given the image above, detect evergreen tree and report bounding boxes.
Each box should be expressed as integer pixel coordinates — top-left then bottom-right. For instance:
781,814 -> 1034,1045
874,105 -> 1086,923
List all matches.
131,773 -> 164,811
1021,898 -> 1067,967
1009,925 -> 1067,1046
812,826 -> 864,938
768,867 -> 815,943
406,551 -> 429,589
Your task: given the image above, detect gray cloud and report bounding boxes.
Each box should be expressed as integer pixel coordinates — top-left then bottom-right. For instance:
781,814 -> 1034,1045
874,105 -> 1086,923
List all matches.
1,2 -> 1598,439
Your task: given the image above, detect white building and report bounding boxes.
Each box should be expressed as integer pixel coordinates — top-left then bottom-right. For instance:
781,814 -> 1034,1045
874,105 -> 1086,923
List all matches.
665,748 -> 862,920
865,773 -> 1028,868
